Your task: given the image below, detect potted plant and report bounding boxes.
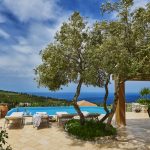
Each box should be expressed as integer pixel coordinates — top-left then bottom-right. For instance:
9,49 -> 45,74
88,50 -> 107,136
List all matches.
135,107 -> 141,113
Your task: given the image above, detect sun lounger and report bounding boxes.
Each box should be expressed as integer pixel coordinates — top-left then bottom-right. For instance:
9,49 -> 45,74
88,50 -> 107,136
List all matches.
82,111 -> 89,116
81,111 -> 100,120
4,112 -> 24,128
56,111 -> 100,125
56,112 -> 68,116
36,112 -> 47,115
56,112 -> 76,125
56,111 -> 68,122
84,113 -> 100,120
33,112 -> 49,128
75,112 -> 100,120
57,114 -> 77,125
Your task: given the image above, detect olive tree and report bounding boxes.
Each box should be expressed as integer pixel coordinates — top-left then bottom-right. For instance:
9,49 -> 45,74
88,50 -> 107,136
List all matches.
98,0 -> 150,126
85,22 -> 111,120
35,12 -> 106,125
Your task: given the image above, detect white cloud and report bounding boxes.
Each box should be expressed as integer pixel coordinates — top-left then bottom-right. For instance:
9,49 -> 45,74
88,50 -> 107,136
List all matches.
0,53 -> 41,77
3,0 -> 62,22
109,0 -> 149,20
0,40 -> 42,77
0,0 -> 71,78
0,11 -> 70,77
28,23 -> 55,47
11,15 -> 69,55
132,0 -> 149,10
0,29 -> 10,39
12,45 -> 33,54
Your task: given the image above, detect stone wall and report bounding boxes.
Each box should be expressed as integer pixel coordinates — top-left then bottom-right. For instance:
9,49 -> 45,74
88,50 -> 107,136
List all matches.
132,103 -> 148,113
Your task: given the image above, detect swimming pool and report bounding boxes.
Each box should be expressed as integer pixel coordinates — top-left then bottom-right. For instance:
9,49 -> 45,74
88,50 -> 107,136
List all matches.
7,106 -> 106,116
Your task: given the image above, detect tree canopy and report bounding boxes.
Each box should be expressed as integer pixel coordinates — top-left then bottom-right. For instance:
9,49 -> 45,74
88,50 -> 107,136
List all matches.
99,0 -> 150,78
96,0 -> 150,125
35,0 -> 150,126
35,12 -> 106,125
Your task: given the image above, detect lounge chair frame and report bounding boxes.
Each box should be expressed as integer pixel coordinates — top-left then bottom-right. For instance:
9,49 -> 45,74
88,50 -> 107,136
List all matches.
57,114 -> 77,125
84,113 -> 100,120
32,115 -> 49,129
4,116 -> 25,128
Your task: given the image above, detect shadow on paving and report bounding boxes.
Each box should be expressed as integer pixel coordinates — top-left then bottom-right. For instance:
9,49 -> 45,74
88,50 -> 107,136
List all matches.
96,118 -> 150,150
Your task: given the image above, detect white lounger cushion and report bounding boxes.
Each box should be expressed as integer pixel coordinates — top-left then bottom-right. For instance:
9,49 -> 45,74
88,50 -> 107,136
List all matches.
36,112 -> 47,115
33,114 -> 41,127
5,112 -> 24,120
9,112 -> 23,117
56,112 -> 68,117
82,111 -> 89,117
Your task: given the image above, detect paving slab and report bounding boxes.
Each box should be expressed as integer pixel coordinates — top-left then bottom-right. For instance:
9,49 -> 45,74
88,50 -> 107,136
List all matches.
0,112 -> 150,150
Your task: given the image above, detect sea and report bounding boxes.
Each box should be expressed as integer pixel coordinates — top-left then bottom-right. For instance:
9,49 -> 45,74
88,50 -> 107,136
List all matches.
28,92 -> 141,105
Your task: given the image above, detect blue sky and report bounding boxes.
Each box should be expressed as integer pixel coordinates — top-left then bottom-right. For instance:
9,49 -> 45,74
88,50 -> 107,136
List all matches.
0,0 -> 149,93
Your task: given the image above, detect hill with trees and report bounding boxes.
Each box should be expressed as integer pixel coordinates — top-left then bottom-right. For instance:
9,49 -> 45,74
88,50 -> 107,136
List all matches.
0,90 -> 71,109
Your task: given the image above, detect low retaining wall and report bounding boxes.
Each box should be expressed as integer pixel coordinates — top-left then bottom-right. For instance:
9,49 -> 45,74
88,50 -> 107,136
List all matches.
132,103 -> 148,113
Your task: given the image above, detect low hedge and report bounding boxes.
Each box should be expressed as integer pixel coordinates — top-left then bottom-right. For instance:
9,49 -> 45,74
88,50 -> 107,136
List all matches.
64,119 -> 116,140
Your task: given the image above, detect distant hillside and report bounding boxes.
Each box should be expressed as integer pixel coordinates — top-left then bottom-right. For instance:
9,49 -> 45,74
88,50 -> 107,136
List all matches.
0,90 -> 71,109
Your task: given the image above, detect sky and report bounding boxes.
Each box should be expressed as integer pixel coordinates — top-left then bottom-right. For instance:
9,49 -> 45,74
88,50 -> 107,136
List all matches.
0,0 -> 149,93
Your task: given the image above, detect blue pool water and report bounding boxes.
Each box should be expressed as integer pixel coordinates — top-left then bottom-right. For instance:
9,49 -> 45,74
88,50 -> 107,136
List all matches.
7,106 -> 106,116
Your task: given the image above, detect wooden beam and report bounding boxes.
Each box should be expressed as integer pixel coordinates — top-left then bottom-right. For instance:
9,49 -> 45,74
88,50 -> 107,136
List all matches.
115,80 -> 126,127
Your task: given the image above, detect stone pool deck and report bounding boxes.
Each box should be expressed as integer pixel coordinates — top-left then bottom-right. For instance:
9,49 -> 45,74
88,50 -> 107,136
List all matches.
0,112 -> 150,150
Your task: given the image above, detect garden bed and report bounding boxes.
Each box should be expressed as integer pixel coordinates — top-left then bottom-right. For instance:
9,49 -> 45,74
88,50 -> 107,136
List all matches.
64,119 -> 117,140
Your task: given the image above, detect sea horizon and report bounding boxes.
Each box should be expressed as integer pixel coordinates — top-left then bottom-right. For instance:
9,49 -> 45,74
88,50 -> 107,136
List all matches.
27,92 -> 141,105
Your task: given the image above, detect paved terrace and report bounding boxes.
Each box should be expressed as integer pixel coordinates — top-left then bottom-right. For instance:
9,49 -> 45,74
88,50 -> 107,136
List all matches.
0,112 -> 150,150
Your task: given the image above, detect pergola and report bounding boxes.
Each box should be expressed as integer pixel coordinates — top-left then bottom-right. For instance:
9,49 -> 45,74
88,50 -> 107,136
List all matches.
115,74 -> 150,126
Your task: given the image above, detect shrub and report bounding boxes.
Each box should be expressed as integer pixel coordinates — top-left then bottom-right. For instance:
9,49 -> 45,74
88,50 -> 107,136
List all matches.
134,108 -> 141,113
64,119 -> 116,140
0,130 -> 12,150
139,88 -> 150,99
137,98 -> 150,105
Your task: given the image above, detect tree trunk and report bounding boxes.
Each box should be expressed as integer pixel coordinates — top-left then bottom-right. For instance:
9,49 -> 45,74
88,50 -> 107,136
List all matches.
72,78 -> 85,125
106,77 -> 120,127
115,80 -> 126,127
100,75 -> 110,122
147,107 -> 150,118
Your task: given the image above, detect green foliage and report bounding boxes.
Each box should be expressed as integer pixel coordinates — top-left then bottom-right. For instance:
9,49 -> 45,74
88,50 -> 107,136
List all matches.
0,90 -> 71,110
139,88 -> 150,99
65,119 -> 116,140
35,12 -> 108,124
35,1 -> 150,125
96,0 -> 150,124
137,99 -> 150,105
0,130 -> 12,150
99,0 -> 150,78
125,103 -> 132,112
137,88 -> 150,105
35,12 -> 106,90
35,12 -> 86,90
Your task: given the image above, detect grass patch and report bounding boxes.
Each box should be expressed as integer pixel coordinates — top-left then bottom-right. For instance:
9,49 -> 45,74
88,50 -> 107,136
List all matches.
65,119 -> 116,140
